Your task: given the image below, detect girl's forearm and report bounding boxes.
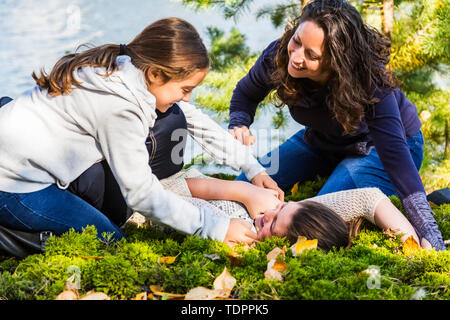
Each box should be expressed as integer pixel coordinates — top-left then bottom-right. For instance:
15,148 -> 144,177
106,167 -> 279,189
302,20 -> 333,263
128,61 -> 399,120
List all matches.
373,198 -> 420,243
185,178 -> 248,202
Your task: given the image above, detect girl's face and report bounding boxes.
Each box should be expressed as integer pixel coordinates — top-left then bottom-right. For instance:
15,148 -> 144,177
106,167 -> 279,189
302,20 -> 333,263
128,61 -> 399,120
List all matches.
147,68 -> 208,112
287,20 -> 329,85
254,201 -> 301,241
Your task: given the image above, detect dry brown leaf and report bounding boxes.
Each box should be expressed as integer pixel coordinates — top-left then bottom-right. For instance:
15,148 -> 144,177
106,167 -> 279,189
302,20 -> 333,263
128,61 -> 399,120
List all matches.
264,260 -> 284,282
185,267 -> 237,300
266,246 -> 287,261
226,250 -> 243,267
402,235 -> 420,257
264,259 -> 285,282
79,290 -> 110,300
291,238 -> 318,256
55,290 -> 78,300
149,285 -> 186,299
185,287 -> 220,300
213,267 -> 236,297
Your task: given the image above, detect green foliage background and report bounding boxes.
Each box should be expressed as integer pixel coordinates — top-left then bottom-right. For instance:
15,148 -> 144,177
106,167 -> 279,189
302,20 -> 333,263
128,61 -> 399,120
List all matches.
183,0 -> 450,192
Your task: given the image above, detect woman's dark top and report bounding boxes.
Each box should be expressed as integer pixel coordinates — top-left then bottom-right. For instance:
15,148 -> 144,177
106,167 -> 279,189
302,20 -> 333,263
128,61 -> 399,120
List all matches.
229,40 -> 447,250
229,40 -> 423,199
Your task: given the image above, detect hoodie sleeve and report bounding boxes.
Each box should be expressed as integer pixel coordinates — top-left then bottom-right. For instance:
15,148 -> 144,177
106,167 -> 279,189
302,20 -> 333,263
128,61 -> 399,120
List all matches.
95,104 -> 230,241
177,101 -> 265,181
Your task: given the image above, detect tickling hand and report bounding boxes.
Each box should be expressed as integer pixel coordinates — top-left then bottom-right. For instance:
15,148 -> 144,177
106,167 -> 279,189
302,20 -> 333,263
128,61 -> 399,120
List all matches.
223,218 -> 258,247
251,171 -> 284,201
241,183 -> 283,219
229,125 -> 256,146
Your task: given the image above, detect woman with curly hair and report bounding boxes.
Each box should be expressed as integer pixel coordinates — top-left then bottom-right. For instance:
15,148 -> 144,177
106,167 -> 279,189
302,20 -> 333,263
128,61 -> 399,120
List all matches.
228,0 -> 445,250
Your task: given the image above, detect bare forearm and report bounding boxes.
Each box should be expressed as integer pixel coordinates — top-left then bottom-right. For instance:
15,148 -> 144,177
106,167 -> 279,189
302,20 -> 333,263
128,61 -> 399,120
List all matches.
185,178 -> 248,202
374,198 -> 420,243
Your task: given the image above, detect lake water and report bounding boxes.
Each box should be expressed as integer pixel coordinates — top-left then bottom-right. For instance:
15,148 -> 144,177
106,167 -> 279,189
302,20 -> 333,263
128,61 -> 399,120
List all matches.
0,0 -> 302,175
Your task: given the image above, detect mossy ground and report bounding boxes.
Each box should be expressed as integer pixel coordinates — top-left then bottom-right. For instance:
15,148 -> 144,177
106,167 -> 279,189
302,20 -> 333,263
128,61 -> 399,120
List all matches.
0,177 -> 449,300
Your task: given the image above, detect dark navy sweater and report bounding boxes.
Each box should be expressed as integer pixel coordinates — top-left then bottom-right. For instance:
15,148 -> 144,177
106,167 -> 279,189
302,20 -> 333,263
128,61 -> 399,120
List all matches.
229,40 -> 424,200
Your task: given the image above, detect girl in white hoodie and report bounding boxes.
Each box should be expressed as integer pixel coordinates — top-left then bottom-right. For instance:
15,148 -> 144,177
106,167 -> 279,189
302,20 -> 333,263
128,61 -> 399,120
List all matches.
0,18 -> 282,246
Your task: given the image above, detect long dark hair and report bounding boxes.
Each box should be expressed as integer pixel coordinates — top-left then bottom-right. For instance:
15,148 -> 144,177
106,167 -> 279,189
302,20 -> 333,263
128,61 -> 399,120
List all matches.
32,18 -> 210,96
286,200 -> 365,252
271,0 -> 397,134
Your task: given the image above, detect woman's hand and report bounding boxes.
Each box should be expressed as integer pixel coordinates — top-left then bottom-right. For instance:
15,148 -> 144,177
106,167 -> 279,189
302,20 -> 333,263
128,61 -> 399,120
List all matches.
239,183 -> 283,219
229,126 -> 256,146
223,218 -> 258,247
251,171 -> 284,201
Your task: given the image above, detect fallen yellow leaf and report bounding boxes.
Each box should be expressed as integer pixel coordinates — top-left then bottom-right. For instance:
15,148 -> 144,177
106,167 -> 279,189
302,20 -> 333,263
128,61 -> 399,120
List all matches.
132,292 -> 148,300
402,235 -> 420,257
291,238 -> 318,256
158,253 -> 179,264
272,261 -> 288,272
290,182 -> 299,195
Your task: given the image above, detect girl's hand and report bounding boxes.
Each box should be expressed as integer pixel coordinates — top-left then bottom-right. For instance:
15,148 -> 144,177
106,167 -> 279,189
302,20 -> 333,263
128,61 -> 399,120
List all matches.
251,171 -> 284,201
223,218 -> 258,247
241,183 -> 283,219
228,126 -> 256,146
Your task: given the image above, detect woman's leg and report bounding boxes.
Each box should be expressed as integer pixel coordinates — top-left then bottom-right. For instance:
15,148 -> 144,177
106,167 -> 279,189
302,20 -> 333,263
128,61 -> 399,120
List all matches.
235,129 -> 339,191
68,103 -> 188,226
0,96 -> 13,107
0,185 -> 125,240
317,131 -> 424,196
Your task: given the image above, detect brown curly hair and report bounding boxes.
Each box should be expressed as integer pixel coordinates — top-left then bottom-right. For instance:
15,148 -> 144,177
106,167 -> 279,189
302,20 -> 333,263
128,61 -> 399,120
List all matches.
271,0 -> 397,134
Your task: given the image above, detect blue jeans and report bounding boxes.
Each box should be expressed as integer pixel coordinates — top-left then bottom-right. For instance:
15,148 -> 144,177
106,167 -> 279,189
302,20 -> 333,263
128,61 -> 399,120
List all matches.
0,97 -> 187,238
0,185 -> 125,240
236,128 -> 424,197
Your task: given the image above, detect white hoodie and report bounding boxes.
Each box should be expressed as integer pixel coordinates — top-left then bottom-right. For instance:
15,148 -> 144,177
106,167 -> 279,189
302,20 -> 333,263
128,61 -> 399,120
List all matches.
0,55 -> 265,241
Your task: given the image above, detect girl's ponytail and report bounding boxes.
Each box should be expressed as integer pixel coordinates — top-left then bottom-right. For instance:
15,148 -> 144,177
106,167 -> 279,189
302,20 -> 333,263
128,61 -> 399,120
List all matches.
32,44 -> 122,96
32,17 -> 209,97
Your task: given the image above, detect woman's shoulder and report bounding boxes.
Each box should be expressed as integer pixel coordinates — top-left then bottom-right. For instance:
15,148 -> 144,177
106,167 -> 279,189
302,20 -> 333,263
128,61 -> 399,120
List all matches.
262,39 -> 280,57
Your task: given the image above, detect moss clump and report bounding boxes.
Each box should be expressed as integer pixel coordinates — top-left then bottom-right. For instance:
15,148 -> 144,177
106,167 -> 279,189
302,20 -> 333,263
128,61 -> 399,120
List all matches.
0,179 -> 449,300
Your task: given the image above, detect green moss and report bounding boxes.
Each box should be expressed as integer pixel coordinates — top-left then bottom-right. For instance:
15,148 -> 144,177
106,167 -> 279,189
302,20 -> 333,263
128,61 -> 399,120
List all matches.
0,179 -> 449,300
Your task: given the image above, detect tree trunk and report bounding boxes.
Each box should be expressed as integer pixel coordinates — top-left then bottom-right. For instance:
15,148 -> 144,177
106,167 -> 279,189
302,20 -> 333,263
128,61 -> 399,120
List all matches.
382,0 -> 394,38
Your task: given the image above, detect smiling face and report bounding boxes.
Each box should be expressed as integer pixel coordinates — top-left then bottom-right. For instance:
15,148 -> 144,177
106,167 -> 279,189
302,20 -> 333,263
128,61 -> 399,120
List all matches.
146,68 -> 209,112
286,20 -> 329,85
254,201 -> 302,241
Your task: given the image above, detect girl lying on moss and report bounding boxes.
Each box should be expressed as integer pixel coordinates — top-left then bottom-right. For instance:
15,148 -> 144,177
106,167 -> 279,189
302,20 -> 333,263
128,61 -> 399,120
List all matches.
160,168 -> 429,251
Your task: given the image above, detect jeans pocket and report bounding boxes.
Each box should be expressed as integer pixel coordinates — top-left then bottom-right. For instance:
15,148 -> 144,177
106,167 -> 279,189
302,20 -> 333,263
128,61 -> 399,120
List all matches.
0,205 -> 33,231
